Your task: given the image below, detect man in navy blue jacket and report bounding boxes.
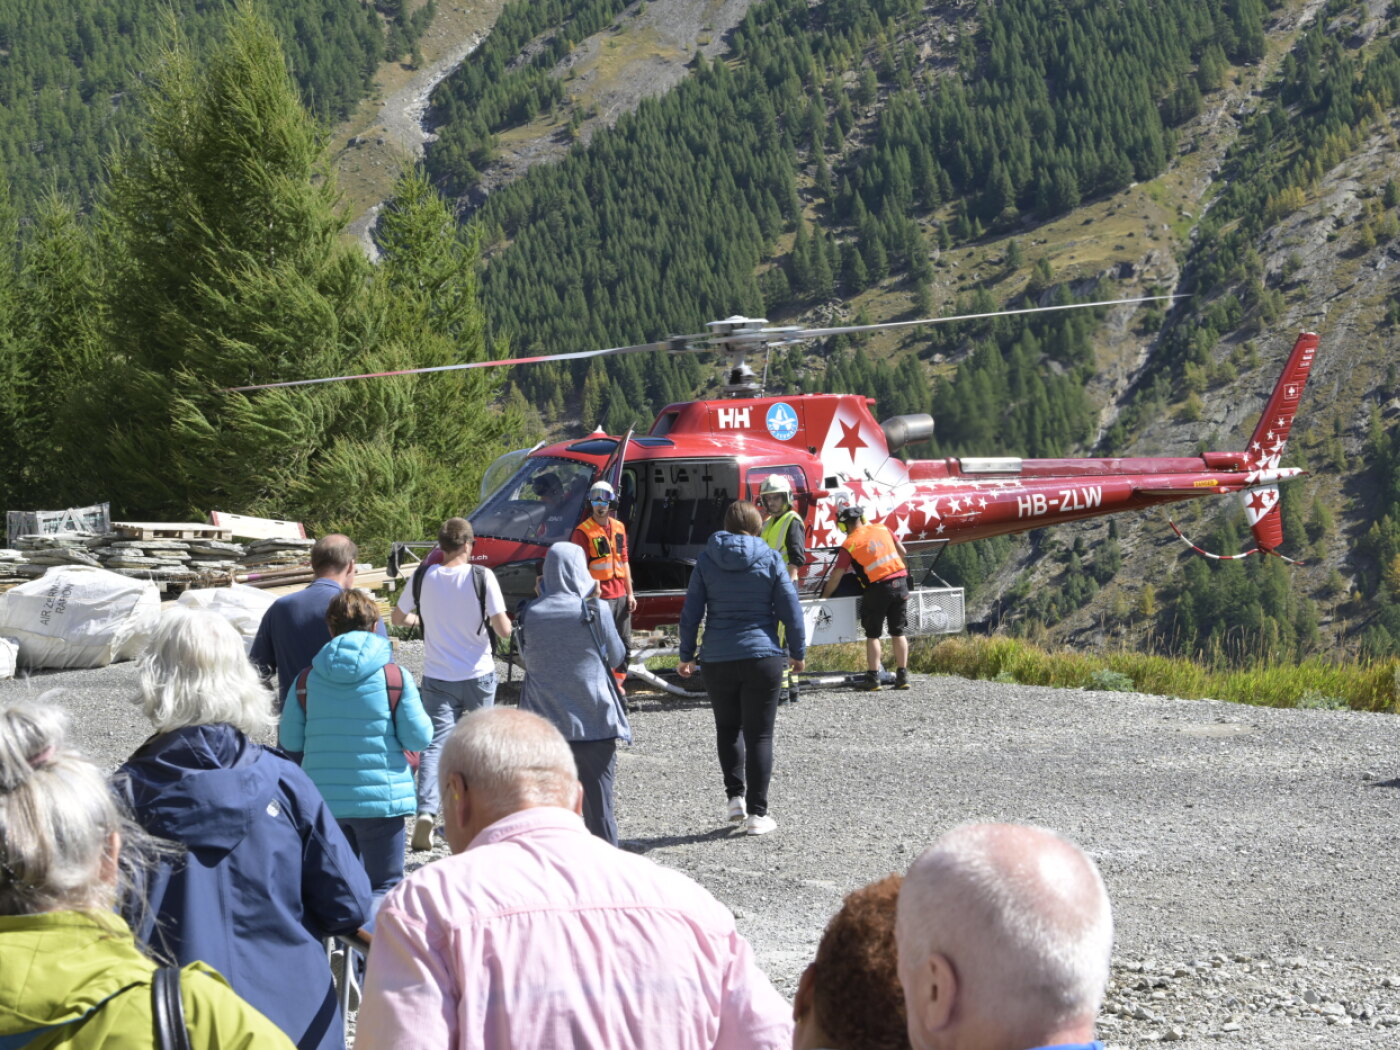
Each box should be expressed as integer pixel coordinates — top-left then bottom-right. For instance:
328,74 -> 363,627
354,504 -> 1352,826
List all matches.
250,534 -> 386,709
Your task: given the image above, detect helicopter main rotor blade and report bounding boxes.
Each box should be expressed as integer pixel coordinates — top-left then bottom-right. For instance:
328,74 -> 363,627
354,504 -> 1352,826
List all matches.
224,336 -> 703,393
770,294 -> 1183,342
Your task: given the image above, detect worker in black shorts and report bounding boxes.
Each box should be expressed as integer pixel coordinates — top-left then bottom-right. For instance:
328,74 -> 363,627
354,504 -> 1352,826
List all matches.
820,503 -> 910,691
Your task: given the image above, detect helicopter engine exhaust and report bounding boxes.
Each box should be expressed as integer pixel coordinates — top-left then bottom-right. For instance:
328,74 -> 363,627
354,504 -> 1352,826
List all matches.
880,414 -> 934,453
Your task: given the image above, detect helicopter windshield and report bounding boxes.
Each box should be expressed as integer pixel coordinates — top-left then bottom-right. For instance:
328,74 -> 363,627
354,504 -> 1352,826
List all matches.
470,456 -> 595,545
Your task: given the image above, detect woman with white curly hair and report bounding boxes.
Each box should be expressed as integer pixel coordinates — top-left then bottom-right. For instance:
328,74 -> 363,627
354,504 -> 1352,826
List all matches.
115,607 -> 371,1050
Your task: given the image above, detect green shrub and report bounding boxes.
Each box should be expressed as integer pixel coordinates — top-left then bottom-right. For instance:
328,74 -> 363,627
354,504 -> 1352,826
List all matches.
1084,669 -> 1135,692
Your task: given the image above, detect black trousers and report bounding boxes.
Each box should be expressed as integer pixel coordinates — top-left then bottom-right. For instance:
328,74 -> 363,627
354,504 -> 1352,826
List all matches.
601,595 -> 632,672
702,656 -> 785,817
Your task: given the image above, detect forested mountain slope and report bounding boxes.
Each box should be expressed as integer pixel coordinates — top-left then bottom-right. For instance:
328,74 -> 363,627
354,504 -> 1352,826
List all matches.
417,0 -> 1400,662
0,0 -> 434,213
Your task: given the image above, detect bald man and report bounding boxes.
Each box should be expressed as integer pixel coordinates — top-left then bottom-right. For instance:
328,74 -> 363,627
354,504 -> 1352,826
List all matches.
895,824 -> 1113,1050
357,707 -> 792,1050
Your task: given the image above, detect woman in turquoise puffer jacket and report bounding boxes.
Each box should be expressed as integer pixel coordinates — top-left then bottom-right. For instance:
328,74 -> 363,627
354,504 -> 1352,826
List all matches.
279,589 -> 432,928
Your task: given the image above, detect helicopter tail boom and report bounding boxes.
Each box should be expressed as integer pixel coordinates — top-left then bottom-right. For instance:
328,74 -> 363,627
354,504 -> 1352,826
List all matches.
1239,332 -> 1318,554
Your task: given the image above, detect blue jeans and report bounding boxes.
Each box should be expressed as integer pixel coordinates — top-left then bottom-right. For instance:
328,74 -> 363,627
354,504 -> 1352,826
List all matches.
417,673 -> 496,816
336,816 -> 405,933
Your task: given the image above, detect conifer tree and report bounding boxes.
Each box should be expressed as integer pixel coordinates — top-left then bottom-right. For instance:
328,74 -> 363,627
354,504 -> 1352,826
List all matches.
97,5 -> 369,521
296,167 -> 515,545
94,5 -> 511,548
14,195 -> 104,507
0,179 -> 20,513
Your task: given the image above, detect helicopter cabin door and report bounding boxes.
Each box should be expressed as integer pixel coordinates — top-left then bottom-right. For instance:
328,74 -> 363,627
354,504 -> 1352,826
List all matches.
592,427 -> 634,524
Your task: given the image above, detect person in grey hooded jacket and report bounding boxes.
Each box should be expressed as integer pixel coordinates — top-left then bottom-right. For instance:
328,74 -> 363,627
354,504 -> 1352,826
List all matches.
517,542 -> 631,844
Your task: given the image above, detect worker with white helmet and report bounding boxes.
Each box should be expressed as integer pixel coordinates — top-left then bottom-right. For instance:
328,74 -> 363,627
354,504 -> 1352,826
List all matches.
758,474 -> 806,704
571,479 -> 635,690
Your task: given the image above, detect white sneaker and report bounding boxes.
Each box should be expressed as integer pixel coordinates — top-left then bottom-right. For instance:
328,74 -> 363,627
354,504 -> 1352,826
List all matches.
411,814 -> 436,851
726,796 -> 747,823
742,814 -> 776,836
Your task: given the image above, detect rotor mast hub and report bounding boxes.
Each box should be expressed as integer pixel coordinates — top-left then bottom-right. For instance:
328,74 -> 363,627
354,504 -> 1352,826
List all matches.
705,316 -> 799,398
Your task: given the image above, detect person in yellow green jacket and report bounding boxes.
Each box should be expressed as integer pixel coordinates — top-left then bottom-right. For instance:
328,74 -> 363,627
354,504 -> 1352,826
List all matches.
758,475 -> 807,704
0,699 -> 294,1050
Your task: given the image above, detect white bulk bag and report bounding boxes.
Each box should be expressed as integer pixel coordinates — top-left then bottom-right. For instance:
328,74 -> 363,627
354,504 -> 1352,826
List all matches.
177,584 -> 278,652
0,637 -> 17,680
0,566 -> 161,669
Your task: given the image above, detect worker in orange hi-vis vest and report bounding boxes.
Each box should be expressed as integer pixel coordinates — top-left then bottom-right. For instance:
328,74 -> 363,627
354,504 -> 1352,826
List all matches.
820,503 -> 911,692
571,480 -> 635,690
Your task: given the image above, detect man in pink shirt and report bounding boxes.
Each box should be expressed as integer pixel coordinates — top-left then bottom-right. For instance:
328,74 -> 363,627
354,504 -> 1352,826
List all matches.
356,707 -> 793,1050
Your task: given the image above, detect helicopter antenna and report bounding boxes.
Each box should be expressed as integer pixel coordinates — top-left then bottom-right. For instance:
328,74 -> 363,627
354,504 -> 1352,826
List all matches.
1167,519 -> 1304,565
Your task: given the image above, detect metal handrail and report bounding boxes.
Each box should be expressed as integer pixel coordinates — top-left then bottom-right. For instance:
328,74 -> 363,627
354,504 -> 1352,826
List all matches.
325,928 -> 373,1016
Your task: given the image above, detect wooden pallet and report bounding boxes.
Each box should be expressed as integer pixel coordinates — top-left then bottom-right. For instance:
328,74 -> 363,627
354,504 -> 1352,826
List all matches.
209,511 -> 307,541
111,522 -> 234,541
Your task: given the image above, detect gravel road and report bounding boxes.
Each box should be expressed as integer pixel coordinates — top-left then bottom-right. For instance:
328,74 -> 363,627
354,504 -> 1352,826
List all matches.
6,647 -> 1399,1048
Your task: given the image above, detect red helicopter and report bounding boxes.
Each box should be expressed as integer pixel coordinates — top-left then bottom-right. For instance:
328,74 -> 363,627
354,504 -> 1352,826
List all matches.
232,301 -> 1317,679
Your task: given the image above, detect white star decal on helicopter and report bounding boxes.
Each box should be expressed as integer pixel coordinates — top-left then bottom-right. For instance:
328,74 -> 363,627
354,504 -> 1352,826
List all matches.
935,522 -> 946,534
947,497 -> 963,514
892,515 -> 912,541
920,498 -> 941,520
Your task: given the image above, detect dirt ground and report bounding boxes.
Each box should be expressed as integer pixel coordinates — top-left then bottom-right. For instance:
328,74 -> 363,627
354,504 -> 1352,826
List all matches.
7,645 -> 1400,1047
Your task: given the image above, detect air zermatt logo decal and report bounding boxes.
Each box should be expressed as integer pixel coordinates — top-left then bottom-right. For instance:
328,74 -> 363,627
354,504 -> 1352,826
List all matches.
766,402 -> 799,441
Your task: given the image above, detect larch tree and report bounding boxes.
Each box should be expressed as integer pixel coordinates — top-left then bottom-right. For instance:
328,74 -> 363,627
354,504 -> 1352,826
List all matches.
0,178 -> 21,515
13,194 -> 105,508
295,167 -> 517,546
98,4 -> 370,521
94,5 -> 511,549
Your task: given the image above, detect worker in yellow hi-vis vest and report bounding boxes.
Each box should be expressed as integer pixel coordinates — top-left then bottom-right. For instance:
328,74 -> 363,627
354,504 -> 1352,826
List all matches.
758,476 -> 805,704
571,480 -> 634,691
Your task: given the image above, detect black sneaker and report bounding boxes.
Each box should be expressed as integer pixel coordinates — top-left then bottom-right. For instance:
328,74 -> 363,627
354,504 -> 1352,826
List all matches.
777,688 -> 790,705
894,668 -> 910,690
859,670 -> 880,691
786,684 -> 799,704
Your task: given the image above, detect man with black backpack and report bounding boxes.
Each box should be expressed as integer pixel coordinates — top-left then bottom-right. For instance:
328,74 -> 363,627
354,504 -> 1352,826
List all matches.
392,518 -> 512,851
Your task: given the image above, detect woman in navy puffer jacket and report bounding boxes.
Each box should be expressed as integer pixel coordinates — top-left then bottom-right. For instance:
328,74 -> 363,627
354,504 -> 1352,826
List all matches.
678,500 -> 805,836
279,589 -> 432,927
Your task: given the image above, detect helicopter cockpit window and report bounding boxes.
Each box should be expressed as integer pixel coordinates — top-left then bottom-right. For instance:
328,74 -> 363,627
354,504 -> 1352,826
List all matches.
469,457 -> 595,545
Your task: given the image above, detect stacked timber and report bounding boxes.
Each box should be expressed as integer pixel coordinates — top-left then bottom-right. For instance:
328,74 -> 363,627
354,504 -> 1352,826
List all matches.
0,527 -> 388,596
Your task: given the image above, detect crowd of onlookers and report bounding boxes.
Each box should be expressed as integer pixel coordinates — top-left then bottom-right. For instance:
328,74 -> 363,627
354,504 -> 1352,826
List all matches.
1,526 -> 1115,1050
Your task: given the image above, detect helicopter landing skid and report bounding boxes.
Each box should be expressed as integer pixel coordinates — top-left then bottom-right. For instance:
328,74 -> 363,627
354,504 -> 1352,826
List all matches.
625,647 -> 705,698
627,647 -> 897,696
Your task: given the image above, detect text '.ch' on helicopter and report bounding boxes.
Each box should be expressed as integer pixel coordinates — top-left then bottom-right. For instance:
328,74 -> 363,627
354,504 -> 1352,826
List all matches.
230,300 -> 1319,684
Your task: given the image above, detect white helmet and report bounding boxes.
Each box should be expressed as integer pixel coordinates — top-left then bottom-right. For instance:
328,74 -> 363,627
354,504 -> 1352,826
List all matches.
588,480 -> 616,503
759,475 -> 794,500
